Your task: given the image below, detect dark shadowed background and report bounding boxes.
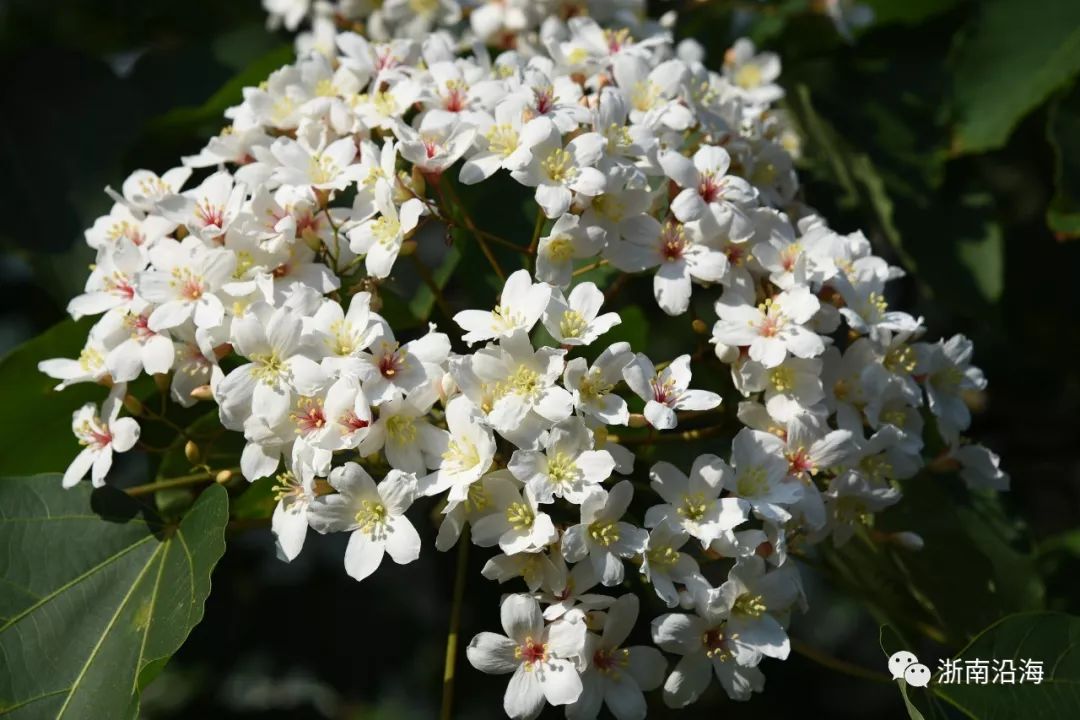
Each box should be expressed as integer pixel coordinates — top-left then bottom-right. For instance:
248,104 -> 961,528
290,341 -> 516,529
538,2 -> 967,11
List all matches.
1,0 -> 1078,717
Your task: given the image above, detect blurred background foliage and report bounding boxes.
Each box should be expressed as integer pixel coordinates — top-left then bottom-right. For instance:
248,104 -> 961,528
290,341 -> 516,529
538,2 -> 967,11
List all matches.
1,0 -> 1079,718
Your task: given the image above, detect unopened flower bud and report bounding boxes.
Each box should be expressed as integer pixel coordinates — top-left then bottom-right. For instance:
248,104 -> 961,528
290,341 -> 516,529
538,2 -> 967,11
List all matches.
714,342 -> 740,364
184,440 -> 200,464
122,395 -> 143,415
215,469 -> 233,484
409,167 -> 427,196
891,532 -> 925,551
628,413 -> 648,428
190,385 -> 214,401
927,453 -> 961,474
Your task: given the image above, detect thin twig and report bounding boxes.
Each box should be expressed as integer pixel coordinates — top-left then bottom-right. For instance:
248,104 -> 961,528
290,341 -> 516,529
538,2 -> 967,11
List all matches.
612,423 -> 728,445
410,253 -> 456,323
476,229 -> 534,255
791,639 -> 893,684
439,177 -> 506,280
440,527 -> 471,720
125,471 -> 216,497
572,258 -> 609,277
605,273 -> 631,302
527,211 -> 546,256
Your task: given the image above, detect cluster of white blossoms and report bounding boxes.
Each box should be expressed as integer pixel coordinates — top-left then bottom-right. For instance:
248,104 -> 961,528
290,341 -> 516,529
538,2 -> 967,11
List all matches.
264,0 -> 665,60
264,0 -> 871,58
42,8 -> 1007,718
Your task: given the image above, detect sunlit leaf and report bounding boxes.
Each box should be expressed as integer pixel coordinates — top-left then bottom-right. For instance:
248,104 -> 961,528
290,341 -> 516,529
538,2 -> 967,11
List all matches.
950,0 -> 1080,154
0,475 -> 228,718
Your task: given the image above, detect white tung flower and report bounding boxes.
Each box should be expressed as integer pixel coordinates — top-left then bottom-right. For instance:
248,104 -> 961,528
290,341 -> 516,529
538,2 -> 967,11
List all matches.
454,269 -> 552,345
622,354 -> 721,430
566,594 -> 667,720
562,481 -> 649,587
421,394 -> 496,502
471,481 -> 558,554
535,213 -> 605,288
216,304 -> 326,428
347,182 -> 425,278
646,455 -> 749,548
563,342 -> 634,425
712,286 -> 825,368
542,282 -> 621,346
139,236 -> 237,332
511,117 -> 606,219
307,463 -> 422,582
508,417 -> 615,505
466,594 -> 586,720
63,384 -> 140,488
661,145 -> 757,239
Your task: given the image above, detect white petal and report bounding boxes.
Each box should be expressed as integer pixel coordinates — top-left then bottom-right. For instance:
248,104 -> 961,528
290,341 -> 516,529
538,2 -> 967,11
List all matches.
343,530 -> 385,582
467,632 -> 520,675
541,658 -> 583,706
501,593 -> 544,642
505,664 -> 546,720
272,503 -> 308,561
384,516 -> 422,565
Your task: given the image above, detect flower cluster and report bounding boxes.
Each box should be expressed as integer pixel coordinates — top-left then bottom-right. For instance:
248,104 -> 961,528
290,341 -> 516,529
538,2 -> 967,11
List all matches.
265,0 -> 665,59
42,9 -> 1006,719
263,0 -> 873,59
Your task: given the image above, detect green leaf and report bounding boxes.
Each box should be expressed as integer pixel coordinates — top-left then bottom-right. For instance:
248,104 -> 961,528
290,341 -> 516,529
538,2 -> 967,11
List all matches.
600,305 -> 649,356
231,476 -> 278,521
144,43 -> 293,138
862,0 -> 960,27
0,475 -> 228,718
896,680 -> 928,720
150,410 -> 243,517
955,205 -> 1004,303
1047,81 -> 1080,239
879,626 -> 946,720
788,84 -> 918,271
408,241 -> 462,323
1038,528 -> 1080,557
934,612 -> 1080,718
876,476 -> 1043,643
950,0 -> 1080,154
0,319 -> 102,476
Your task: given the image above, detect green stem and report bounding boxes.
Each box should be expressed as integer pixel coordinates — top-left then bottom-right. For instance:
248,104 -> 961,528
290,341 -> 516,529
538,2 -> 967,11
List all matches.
791,639 -> 893,684
476,228 -> 534,255
527,210 -> 546,270
440,527 -> 471,720
439,177 -> 505,280
604,273 -> 631,303
613,423 -> 728,445
125,471 -> 218,497
572,258 -> 609,277
411,253 -> 456,324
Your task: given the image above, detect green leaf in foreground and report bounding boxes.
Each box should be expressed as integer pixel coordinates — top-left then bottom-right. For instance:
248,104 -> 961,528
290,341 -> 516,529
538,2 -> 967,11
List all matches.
949,0 -> 1080,154
0,319 -> 157,477
1047,82 -> 1080,239
934,612 -> 1080,719
879,626 -> 944,720
0,475 -> 228,719
875,477 -> 1043,644
0,319 -> 98,476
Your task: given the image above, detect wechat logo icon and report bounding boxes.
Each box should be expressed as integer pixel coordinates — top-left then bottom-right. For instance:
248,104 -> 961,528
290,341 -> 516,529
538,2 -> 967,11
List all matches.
888,651 -> 931,688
